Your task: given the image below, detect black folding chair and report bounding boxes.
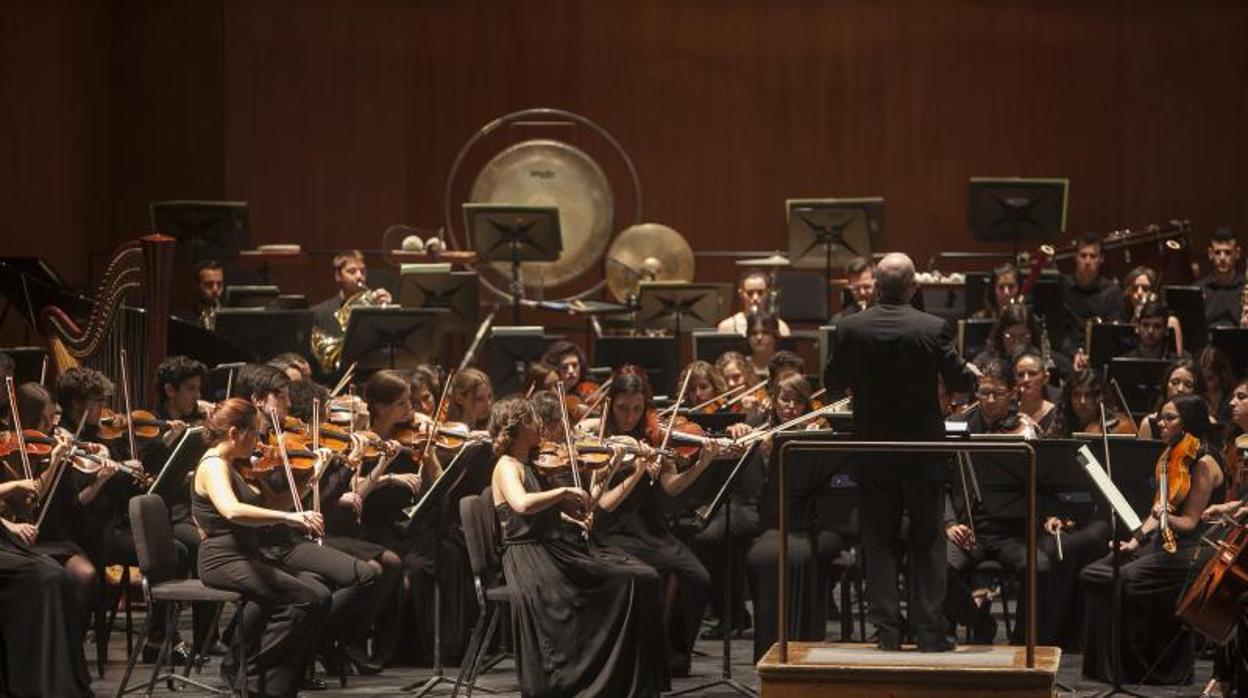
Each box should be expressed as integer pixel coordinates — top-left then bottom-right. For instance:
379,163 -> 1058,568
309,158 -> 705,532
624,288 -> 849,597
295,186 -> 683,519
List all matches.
115,494 -> 250,697
453,492 -> 511,698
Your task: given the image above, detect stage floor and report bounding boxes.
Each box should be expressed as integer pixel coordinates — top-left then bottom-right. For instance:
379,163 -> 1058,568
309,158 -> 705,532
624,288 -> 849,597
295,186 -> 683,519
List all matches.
86,615 -> 1218,697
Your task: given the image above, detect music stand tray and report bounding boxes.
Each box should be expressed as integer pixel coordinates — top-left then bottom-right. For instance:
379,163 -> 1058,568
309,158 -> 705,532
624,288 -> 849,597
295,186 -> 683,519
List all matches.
636,282 -> 724,334
148,426 -> 208,501
967,178 -> 1068,244
398,265 -> 479,332
464,204 -> 562,323
786,198 -> 884,271
1164,285 -> 1208,353
151,200 -> 250,264
1211,327 -> 1248,375
592,335 -> 680,394
1107,357 -> 1171,417
213,308 -> 313,363
223,285 -> 280,308
341,307 -> 448,371
1089,322 -> 1138,371
484,326 -> 548,396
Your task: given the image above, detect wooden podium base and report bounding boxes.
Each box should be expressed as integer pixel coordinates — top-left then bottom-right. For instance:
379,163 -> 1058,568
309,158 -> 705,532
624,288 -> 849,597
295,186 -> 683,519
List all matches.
757,642 -> 1061,698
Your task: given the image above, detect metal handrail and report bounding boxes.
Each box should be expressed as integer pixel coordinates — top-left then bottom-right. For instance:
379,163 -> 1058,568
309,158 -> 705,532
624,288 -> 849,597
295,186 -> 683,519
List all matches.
775,439 -> 1037,668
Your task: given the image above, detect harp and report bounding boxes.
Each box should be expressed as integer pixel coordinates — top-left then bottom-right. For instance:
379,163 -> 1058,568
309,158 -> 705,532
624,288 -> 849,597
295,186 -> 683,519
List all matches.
39,234 -> 174,405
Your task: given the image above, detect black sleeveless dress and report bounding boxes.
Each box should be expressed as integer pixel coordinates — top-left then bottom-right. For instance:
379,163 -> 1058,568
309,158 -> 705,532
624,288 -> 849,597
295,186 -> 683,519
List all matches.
497,462 -> 667,697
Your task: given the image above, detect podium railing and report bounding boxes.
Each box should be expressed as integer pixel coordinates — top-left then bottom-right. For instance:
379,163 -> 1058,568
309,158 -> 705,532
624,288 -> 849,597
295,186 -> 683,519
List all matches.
775,440 -> 1038,668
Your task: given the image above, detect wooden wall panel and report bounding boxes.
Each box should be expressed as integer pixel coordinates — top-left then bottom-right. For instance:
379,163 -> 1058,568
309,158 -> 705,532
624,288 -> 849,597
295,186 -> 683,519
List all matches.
2,0 -> 1246,319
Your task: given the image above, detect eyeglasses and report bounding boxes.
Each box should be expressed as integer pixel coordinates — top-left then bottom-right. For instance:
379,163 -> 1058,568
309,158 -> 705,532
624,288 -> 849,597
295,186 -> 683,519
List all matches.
975,389 -> 1012,400
1002,330 -> 1032,342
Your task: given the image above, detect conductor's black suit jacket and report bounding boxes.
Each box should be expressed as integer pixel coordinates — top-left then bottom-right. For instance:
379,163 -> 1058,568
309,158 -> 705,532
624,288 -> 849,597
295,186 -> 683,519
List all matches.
824,301 -> 969,482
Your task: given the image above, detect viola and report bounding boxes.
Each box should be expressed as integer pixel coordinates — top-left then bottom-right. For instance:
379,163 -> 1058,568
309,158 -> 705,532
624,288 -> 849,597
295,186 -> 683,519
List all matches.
1156,433 -> 1198,553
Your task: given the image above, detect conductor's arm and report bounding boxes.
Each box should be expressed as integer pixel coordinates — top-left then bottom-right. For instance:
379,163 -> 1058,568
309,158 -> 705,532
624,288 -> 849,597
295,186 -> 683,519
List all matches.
936,320 -> 977,391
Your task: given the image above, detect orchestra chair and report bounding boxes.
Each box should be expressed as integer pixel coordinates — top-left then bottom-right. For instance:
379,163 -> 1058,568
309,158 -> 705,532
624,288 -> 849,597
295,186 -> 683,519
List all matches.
969,559 -> 1013,642
454,491 -> 511,698
829,547 -> 867,641
116,494 -> 252,697
97,555 -> 137,677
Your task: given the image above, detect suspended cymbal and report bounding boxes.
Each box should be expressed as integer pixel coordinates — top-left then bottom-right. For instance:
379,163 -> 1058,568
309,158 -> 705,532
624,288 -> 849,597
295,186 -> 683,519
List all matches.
470,139 -> 614,289
605,223 -> 695,303
736,253 -> 790,268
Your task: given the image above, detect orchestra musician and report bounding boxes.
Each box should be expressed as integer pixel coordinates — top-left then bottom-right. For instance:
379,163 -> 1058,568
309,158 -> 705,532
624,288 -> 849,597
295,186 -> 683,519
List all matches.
1013,351 -> 1057,435
406,364 -> 441,416
824,252 -> 976,652
1198,346 -> 1236,425
715,351 -> 764,418
230,363 -> 380,684
1138,357 -> 1204,440
716,270 -> 791,336
541,340 -> 598,399
971,262 -> 1020,320
744,372 -> 845,660
268,353 -> 312,383
1119,266 -> 1185,351
0,508 -> 92,696
444,368 -> 494,431
192,397 -> 335,696
1197,226 -> 1243,328
1081,394 -> 1224,684
1051,369 -> 1133,437
832,256 -> 877,320
594,365 -> 726,676
310,250 -> 393,337
1060,232 -> 1125,358
745,312 -> 780,379
179,259 -> 224,329
488,394 -> 668,696
678,360 -> 726,408
1123,300 -> 1182,361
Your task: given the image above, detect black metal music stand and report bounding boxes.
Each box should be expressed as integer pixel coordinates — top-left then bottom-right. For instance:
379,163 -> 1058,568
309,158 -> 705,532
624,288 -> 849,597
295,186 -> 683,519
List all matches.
150,200 -> 251,270
671,443 -> 759,697
1162,286 -> 1207,353
463,204 -> 562,325
213,308 -> 313,363
1106,358 -> 1170,419
967,178 -> 1068,265
1089,323 -> 1139,371
483,326 -> 548,396
147,426 -> 208,500
340,307 -> 448,372
786,198 -> 884,304
1211,327 -> 1248,373
399,266 -> 480,332
636,282 -> 725,335
222,285 -> 280,308
591,334 -> 680,394
400,444 -> 489,696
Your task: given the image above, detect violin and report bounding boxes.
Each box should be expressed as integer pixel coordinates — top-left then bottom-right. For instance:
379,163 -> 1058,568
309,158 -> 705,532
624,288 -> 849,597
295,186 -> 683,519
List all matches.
97,408 -> 172,441
1156,433 -> 1198,554
281,415 -> 353,453
65,447 -> 155,488
533,440 -> 616,480
0,429 -> 56,459
392,420 -> 481,452
240,432 -> 317,487
1085,415 -> 1137,436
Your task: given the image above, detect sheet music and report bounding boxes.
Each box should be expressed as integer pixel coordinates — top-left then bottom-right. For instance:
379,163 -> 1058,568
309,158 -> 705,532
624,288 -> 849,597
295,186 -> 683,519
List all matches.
1075,444 -> 1144,533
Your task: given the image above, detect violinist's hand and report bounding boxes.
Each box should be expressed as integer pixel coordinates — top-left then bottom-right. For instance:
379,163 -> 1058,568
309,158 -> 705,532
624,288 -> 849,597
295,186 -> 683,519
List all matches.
5,479 -> 39,498
2,519 -> 37,546
1202,501 -> 1235,522
1043,517 -> 1072,535
95,461 -> 118,484
740,393 -> 761,415
372,288 -> 393,305
287,510 -> 324,537
945,523 -> 976,551
560,512 -> 590,532
1234,505 -> 1248,521
391,472 -> 422,495
50,432 -> 74,464
725,423 -> 753,440
314,447 -> 335,477
559,486 -> 590,514
1112,537 -> 1139,554
338,491 -> 363,517
163,419 -> 188,447
1072,349 -> 1089,374
84,441 -> 109,457
382,440 -> 403,459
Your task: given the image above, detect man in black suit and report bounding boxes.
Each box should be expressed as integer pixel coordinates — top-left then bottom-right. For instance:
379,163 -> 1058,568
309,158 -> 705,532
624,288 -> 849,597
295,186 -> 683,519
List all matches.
825,253 -> 976,651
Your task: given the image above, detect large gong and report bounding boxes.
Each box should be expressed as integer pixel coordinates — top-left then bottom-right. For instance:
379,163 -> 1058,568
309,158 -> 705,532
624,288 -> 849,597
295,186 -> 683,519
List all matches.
469,139 -> 613,289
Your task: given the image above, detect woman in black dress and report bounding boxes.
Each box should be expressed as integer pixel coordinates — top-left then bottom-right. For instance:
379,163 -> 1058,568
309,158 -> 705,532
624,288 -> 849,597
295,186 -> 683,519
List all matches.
490,394 -> 666,697
0,512 -> 92,696
594,365 -> 728,676
1081,393 -> 1224,684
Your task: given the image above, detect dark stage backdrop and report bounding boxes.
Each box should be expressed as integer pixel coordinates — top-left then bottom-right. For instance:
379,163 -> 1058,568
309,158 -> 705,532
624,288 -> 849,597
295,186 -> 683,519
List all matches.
2,0 -> 1246,331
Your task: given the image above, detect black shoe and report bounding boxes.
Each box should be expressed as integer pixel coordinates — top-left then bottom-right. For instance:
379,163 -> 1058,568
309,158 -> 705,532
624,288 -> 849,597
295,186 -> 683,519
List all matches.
208,639 -> 230,657
917,634 -> 956,652
669,653 -> 692,678
875,629 -> 901,651
142,641 -> 192,665
344,644 -> 384,676
969,603 -> 998,645
300,675 -> 329,690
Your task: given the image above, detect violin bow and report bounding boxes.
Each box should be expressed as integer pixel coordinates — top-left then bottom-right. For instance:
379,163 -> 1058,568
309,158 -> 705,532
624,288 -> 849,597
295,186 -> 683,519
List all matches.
311,398 -> 321,521
5,376 -> 34,484
654,370 -> 694,483
421,369 -> 457,463
34,411 -> 89,534
329,362 -> 357,398
554,381 -> 591,537
119,349 -> 139,470
38,355 -> 48,388
1108,378 -> 1139,434
225,366 -> 236,401
458,308 -> 497,373
268,407 -> 320,545
717,379 -> 769,412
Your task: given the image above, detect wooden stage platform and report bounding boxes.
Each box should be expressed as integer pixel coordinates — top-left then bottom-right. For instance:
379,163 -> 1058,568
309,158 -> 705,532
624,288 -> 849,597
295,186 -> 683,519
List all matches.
757,642 -> 1061,697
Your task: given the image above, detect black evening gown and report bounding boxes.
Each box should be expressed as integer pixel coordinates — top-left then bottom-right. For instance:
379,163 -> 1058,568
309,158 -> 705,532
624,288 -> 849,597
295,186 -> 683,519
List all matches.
497,464 -> 667,697
0,527 -> 92,697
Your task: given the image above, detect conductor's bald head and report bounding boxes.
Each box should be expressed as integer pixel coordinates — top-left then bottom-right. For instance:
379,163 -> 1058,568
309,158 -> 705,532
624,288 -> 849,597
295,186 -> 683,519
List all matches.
875,253 -> 916,303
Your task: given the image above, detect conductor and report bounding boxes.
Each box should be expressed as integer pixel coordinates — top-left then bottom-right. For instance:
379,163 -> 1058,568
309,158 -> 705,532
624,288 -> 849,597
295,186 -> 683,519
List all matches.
824,252 -> 976,651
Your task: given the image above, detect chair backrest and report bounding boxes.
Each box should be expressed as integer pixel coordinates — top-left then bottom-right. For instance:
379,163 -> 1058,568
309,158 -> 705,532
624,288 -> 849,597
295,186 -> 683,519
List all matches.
128,493 -> 183,586
459,491 -> 501,586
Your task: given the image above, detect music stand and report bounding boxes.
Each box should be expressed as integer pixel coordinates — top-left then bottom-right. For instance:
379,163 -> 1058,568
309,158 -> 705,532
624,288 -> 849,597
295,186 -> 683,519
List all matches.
1073,435 -> 1162,520
341,307 -> 448,372
147,426 -> 208,500
1163,285 -> 1208,353
1032,277 -> 1066,351
1089,323 -> 1138,371
213,309 -> 313,363
463,204 -> 562,324
957,318 -> 996,360
967,178 -> 1068,261
636,282 -> 725,334
683,411 -> 748,433
167,317 -> 252,366
223,285 -> 280,308
0,346 -> 48,385
1107,357 -> 1171,418
150,200 -> 250,265
398,265 -> 479,332
592,335 -> 680,393
786,198 -> 885,304
484,326 -> 548,396
1211,327 -> 1248,375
